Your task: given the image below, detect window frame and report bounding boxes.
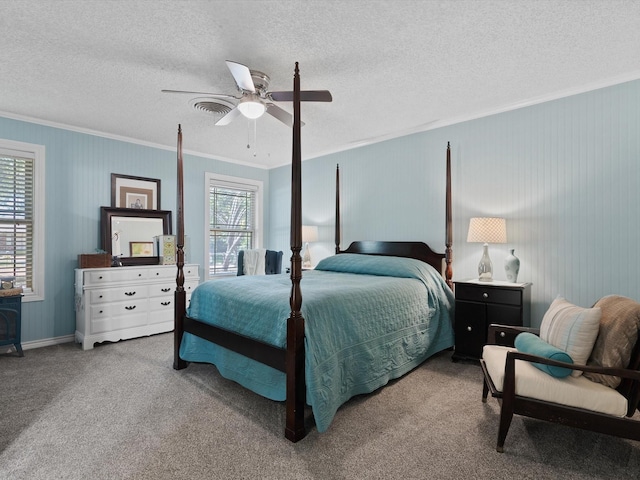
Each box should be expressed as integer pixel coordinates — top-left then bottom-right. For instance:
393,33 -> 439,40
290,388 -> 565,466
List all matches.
0,139 -> 45,302
204,172 -> 263,280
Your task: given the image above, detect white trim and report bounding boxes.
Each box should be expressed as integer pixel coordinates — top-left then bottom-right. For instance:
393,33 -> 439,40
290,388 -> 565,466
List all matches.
0,138 -> 45,302
204,172 -> 264,281
0,334 -> 74,354
0,111 -> 269,170
280,71 -> 640,167
4,72 -> 640,170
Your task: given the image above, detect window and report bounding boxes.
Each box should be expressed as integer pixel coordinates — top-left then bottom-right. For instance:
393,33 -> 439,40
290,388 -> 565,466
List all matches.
205,173 -> 262,278
0,140 -> 45,301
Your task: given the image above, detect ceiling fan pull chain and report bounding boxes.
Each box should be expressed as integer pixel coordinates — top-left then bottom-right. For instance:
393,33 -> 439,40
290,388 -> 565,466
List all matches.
253,119 -> 257,157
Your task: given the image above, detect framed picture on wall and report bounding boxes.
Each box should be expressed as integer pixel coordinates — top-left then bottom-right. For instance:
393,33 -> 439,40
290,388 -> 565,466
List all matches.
111,173 -> 161,210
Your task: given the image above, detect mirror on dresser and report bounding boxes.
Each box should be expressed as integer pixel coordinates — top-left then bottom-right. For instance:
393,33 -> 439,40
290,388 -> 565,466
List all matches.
100,207 -> 172,266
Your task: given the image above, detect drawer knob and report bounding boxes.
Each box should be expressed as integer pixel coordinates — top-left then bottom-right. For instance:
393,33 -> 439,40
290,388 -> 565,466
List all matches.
467,326 -> 472,332
500,332 -> 506,338
161,288 -> 170,292
125,291 -> 136,296
125,305 -> 136,311
99,276 -> 103,279
161,301 -> 171,306
482,292 -> 489,299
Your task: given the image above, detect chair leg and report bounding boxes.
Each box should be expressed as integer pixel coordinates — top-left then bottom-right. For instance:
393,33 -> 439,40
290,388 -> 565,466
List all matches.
496,397 -> 513,453
482,378 -> 489,403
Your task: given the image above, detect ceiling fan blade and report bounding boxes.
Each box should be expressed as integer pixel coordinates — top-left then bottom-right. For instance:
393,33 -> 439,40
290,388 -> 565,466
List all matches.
269,90 -> 332,102
225,60 -> 256,93
266,104 -> 305,127
161,89 -> 238,99
215,106 -> 241,126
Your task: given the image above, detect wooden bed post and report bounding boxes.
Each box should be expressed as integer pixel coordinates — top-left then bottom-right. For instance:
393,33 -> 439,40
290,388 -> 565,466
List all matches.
285,62 -> 306,442
174,124 -> 187,370
445,142 -> 453,289
335,164 -> 341,254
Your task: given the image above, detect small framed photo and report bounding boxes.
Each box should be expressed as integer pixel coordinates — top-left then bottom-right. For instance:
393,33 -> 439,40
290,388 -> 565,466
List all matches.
111,174 -> 161,210
129,241 -> 155,257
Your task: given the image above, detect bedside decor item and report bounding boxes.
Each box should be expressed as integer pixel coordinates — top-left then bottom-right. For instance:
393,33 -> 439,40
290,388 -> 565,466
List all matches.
301,225 -> 318,268
504,249 -> 520,282
111,174 -> 161,210
155,234 -> 176,265
466,217 -> 506,281
130,241 -> 154,257
78,253 -> 112,269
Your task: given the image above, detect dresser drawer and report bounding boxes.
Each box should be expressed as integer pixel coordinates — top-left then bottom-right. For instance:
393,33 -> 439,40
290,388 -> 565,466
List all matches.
454,284 -> 522,306
147,266 -> 175,280
149,297 -> 174,324
84,268 -> 148,286
148,282 -> 175,298
90,299 -> 148,333
90,285 -> 149,304
184,265 -> 198,278
185,280 -> 199,296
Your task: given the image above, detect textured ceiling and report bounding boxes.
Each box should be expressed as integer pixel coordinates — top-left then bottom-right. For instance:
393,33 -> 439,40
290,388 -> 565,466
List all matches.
2,0 -> 640,168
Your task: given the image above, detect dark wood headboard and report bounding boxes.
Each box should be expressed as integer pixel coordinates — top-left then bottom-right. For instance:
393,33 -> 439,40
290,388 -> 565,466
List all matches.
339,241 -> 446,276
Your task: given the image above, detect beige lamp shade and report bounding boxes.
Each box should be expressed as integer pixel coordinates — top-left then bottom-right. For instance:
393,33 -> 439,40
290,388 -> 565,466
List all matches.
302,225 -> 319,243
467,217 -> 507,244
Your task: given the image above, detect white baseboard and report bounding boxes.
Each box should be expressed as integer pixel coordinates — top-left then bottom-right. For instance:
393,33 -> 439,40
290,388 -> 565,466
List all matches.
0,334 -> 75,354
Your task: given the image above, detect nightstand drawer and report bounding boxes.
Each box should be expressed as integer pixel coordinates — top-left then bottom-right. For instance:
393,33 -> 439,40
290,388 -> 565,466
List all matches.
454,284 -> 522,306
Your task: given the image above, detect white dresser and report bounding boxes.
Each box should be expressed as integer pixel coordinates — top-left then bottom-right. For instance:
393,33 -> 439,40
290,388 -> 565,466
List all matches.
74,264 -> 199,350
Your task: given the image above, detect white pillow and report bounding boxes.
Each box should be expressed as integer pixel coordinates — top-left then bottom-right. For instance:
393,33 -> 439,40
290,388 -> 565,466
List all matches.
540,297 -> 601,377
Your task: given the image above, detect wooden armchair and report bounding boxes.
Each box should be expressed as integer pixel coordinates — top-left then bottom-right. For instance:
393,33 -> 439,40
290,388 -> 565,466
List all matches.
480,295 -> 640,453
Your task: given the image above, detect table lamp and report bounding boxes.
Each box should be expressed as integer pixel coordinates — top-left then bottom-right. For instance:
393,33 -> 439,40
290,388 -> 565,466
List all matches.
466,217 -> 506,282
302,225 -> 318,268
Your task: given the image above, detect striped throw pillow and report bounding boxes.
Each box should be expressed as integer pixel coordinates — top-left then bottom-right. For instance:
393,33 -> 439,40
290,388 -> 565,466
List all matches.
540,297 -> 601,377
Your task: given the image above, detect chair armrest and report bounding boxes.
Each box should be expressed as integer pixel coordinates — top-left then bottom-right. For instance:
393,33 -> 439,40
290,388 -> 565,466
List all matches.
487,324 -> 540,347
505,350 -> 640,382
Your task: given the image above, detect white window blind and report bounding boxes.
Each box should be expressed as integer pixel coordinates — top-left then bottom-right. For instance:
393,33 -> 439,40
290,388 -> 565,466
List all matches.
0,151 -> 34,290
207,176 -> 261,276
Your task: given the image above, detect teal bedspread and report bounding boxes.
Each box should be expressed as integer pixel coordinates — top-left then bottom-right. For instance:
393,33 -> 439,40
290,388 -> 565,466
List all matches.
180,254 -> 454,432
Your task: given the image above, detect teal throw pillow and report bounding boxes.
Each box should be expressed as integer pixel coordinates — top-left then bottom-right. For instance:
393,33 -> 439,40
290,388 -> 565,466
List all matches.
514,332 -> 574,378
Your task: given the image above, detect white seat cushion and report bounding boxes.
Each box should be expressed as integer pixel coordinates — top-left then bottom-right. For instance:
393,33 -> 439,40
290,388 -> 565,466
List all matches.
483,344 -> 628,417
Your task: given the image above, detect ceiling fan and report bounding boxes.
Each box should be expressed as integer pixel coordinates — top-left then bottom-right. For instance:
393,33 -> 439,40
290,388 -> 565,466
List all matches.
162,60 -> 332,127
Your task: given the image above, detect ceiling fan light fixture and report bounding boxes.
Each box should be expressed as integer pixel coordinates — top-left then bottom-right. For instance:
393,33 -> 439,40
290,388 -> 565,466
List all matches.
237,97 -> 266,119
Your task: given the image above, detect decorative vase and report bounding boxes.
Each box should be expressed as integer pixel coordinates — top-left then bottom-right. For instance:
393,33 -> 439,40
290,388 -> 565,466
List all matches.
504,249 -> 520,283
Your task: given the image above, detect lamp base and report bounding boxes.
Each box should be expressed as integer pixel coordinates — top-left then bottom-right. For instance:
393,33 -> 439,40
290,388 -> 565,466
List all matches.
302,242 -> 312,269
477,243 -> 493,282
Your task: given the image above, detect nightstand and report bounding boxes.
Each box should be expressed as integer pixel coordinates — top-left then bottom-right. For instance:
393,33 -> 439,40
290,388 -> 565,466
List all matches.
452,280 -> 531,361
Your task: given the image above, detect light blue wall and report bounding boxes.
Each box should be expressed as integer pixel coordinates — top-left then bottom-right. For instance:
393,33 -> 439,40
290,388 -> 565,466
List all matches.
0,117 -> 269,344
5,77 -> 639,343
269,79 -> 640,327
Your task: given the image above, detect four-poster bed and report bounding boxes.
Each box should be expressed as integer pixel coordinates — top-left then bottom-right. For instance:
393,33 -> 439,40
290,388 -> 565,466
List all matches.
173,63 -> 454,442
